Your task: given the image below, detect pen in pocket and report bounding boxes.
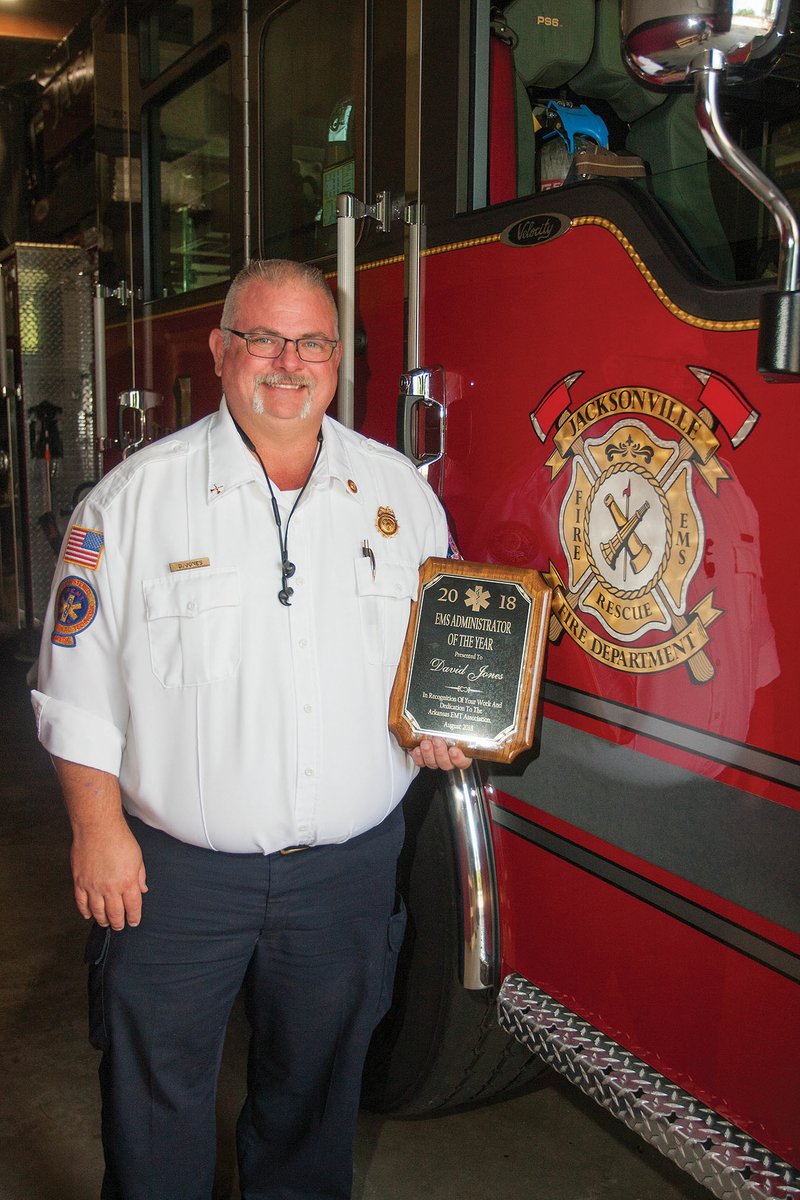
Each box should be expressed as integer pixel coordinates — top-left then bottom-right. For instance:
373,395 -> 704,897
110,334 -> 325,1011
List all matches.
362,539 -> 376,582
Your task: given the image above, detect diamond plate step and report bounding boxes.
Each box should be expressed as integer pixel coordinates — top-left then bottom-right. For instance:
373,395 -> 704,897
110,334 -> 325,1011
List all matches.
498,973 -> 800,1200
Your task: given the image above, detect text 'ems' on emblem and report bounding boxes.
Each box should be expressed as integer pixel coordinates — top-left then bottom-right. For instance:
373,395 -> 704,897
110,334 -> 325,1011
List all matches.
530,370 -> 760,683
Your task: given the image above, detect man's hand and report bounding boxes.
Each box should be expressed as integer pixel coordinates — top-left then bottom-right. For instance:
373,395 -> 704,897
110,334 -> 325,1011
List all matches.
70,819 -> 147,930
54,757 -> 148,930
410,737 -> 473,772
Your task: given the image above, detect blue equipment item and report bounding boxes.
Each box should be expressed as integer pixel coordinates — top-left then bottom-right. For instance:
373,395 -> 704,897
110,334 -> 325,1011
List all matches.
543,101 -> 609,153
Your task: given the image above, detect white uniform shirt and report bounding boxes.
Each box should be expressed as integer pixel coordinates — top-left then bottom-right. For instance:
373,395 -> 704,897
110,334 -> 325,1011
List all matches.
33,401 -> 448,853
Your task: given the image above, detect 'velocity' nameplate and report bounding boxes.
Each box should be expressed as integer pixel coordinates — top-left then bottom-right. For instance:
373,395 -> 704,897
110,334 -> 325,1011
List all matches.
389,558 -> 551,763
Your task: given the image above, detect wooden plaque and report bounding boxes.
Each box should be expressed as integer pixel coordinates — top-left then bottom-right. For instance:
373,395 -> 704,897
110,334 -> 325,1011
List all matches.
389,558 -> 552,763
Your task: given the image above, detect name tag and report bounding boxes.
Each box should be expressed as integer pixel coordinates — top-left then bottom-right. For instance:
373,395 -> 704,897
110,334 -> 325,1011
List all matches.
169,557 -> 211,572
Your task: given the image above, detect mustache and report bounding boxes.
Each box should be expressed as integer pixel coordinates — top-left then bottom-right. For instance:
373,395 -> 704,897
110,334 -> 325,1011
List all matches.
254,371 -> 314,390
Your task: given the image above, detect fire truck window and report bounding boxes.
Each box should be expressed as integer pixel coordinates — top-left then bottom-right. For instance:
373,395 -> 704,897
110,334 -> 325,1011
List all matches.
497,0 -> 799,283
147,59 -> 231,298
140,0 -> 228,84
260,0 -> 362,262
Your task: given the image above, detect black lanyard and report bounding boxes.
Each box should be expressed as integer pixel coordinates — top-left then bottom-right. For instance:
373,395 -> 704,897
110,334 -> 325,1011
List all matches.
231,414 -> 323,606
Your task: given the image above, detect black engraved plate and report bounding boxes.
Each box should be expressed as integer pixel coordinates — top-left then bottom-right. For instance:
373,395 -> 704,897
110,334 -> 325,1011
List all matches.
389,559 -> 551,763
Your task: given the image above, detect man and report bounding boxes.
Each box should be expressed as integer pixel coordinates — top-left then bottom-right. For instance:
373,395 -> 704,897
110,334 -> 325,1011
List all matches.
32,259 -> 469,1200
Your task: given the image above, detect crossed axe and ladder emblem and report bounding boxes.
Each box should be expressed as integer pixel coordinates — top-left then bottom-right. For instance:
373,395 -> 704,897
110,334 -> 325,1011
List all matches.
530,369 -> 759,683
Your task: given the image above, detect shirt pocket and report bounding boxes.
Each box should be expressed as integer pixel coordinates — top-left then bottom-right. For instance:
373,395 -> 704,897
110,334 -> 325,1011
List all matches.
142,568 -> 241,687
354,556 -> 418,667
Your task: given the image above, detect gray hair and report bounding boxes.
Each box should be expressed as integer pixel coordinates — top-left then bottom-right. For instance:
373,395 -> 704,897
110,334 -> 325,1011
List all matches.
220,259 -> 339,345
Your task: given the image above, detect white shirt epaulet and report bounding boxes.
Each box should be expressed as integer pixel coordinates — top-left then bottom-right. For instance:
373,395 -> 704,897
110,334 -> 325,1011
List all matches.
86,436 -> 192,510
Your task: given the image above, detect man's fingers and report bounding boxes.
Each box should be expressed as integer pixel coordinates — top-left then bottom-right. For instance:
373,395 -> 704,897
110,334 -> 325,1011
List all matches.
121,883 -> 144,928
74,881 -> 146,929
413,737 -> 473,771
74,885 -> 93,921
70,829 -> 146,929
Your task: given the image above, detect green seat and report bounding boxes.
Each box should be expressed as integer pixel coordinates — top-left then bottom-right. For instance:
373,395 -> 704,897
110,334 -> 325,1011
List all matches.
626,94 -> 735,278
570,0 -> 664,123
506,0 -> 595,89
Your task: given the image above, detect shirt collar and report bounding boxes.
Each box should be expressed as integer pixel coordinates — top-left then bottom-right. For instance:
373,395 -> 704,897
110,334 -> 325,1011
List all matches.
206,401 -> 362,504
315,415 -> 362,500
206,397 -> 261,502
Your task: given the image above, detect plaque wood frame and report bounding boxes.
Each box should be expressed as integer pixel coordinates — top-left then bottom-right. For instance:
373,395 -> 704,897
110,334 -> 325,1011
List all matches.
389,558 -> 552,763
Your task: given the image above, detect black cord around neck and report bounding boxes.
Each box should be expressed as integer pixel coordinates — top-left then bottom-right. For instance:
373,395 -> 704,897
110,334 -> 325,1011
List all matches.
231,415 -> 323,606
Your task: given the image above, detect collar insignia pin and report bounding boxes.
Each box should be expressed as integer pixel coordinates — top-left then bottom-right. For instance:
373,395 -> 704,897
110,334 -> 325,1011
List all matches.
210,483 -> 224,495
376,506 -> 399,537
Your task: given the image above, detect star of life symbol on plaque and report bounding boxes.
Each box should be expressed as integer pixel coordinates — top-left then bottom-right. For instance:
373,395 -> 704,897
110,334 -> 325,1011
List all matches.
529,367 -> 760,683
465,584 -> 491,612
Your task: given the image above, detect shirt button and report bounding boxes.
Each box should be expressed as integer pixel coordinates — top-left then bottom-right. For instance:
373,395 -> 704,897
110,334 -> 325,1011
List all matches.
298,638 -> 308,648
304,704 -> 313,714
186,600 -> 197,612
304,767 -> 314,777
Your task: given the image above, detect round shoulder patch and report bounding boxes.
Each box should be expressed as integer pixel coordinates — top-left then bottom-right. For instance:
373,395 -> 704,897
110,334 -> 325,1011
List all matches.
52,576 -> 99,647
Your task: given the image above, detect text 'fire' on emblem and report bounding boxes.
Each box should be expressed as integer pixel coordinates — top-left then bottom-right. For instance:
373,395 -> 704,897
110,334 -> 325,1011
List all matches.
530,370 -> 760,683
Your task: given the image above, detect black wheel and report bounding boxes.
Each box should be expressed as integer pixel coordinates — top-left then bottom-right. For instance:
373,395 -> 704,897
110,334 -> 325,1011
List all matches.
362,770 -> 547,1116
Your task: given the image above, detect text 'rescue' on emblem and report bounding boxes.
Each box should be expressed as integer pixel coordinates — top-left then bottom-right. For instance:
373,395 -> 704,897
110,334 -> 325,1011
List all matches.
531,368 -> 760,683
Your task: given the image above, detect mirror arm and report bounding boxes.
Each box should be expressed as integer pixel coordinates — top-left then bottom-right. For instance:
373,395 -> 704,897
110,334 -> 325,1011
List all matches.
691,47 -> 800,377
691,49 -> 800,294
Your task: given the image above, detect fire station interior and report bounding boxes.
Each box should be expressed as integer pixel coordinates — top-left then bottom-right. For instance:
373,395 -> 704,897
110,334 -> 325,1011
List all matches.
0,0 -> 795,1197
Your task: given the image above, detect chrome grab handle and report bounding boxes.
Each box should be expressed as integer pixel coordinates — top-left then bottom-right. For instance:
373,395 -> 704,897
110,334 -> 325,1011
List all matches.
336,190 -> 400,429
336,192 -> 358,430
118,389 -> 162,457
398,366 -> 445,467
442,764 -> 498,990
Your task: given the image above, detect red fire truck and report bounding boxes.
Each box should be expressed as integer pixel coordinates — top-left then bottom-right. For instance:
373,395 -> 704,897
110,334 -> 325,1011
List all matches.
1,2 -> 798,1195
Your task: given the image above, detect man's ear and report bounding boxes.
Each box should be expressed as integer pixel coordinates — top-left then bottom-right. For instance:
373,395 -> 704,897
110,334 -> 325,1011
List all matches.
209,328 -> 225,377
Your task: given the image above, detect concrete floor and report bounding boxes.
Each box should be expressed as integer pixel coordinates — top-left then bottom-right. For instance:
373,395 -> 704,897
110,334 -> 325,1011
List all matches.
1,640 -> 710,1200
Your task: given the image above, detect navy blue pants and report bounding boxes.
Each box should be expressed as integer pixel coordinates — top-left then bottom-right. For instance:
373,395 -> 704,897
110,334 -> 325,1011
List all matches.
85,808 -> 406,1200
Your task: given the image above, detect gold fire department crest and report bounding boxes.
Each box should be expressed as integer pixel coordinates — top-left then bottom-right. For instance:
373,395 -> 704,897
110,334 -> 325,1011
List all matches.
530,369 -> 759,683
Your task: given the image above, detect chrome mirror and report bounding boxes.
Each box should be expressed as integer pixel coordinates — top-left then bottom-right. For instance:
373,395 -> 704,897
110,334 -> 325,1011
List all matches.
621,1 -> 800,378
622,1 -> 789,86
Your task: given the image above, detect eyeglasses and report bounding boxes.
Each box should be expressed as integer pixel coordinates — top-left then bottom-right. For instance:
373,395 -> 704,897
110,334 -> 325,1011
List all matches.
224,327 -> 339,362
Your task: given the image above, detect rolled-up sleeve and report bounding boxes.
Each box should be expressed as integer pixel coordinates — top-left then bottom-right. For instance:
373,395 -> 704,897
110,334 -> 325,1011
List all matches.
32,495 -> 129,775
31,691 -> 126,774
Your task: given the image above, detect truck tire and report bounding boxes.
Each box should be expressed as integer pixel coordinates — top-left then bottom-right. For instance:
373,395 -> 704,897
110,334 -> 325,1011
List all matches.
362,770 -> 547,1115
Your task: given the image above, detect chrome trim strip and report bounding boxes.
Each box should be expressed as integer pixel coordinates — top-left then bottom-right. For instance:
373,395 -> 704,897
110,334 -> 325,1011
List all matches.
544,682 -> 800,793
490,804 -> 800,983
444,764 -> 499,989
498,974 -> 800,1200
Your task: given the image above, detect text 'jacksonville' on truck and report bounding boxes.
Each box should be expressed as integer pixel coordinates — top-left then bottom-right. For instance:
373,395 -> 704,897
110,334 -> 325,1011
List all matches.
1,3 -> 798,1196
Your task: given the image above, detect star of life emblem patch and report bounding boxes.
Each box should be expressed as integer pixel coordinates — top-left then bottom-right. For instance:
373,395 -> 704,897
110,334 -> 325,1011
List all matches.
64,526 -> 105,570
52,576 -> 99,647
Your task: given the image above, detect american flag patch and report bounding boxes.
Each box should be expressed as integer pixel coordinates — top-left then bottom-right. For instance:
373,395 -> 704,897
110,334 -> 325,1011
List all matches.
64,526 -> 105,570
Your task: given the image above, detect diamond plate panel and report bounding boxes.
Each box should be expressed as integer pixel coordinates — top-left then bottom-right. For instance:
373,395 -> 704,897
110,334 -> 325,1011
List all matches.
6,244 -> 96,623
498,974 -> 800,1200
